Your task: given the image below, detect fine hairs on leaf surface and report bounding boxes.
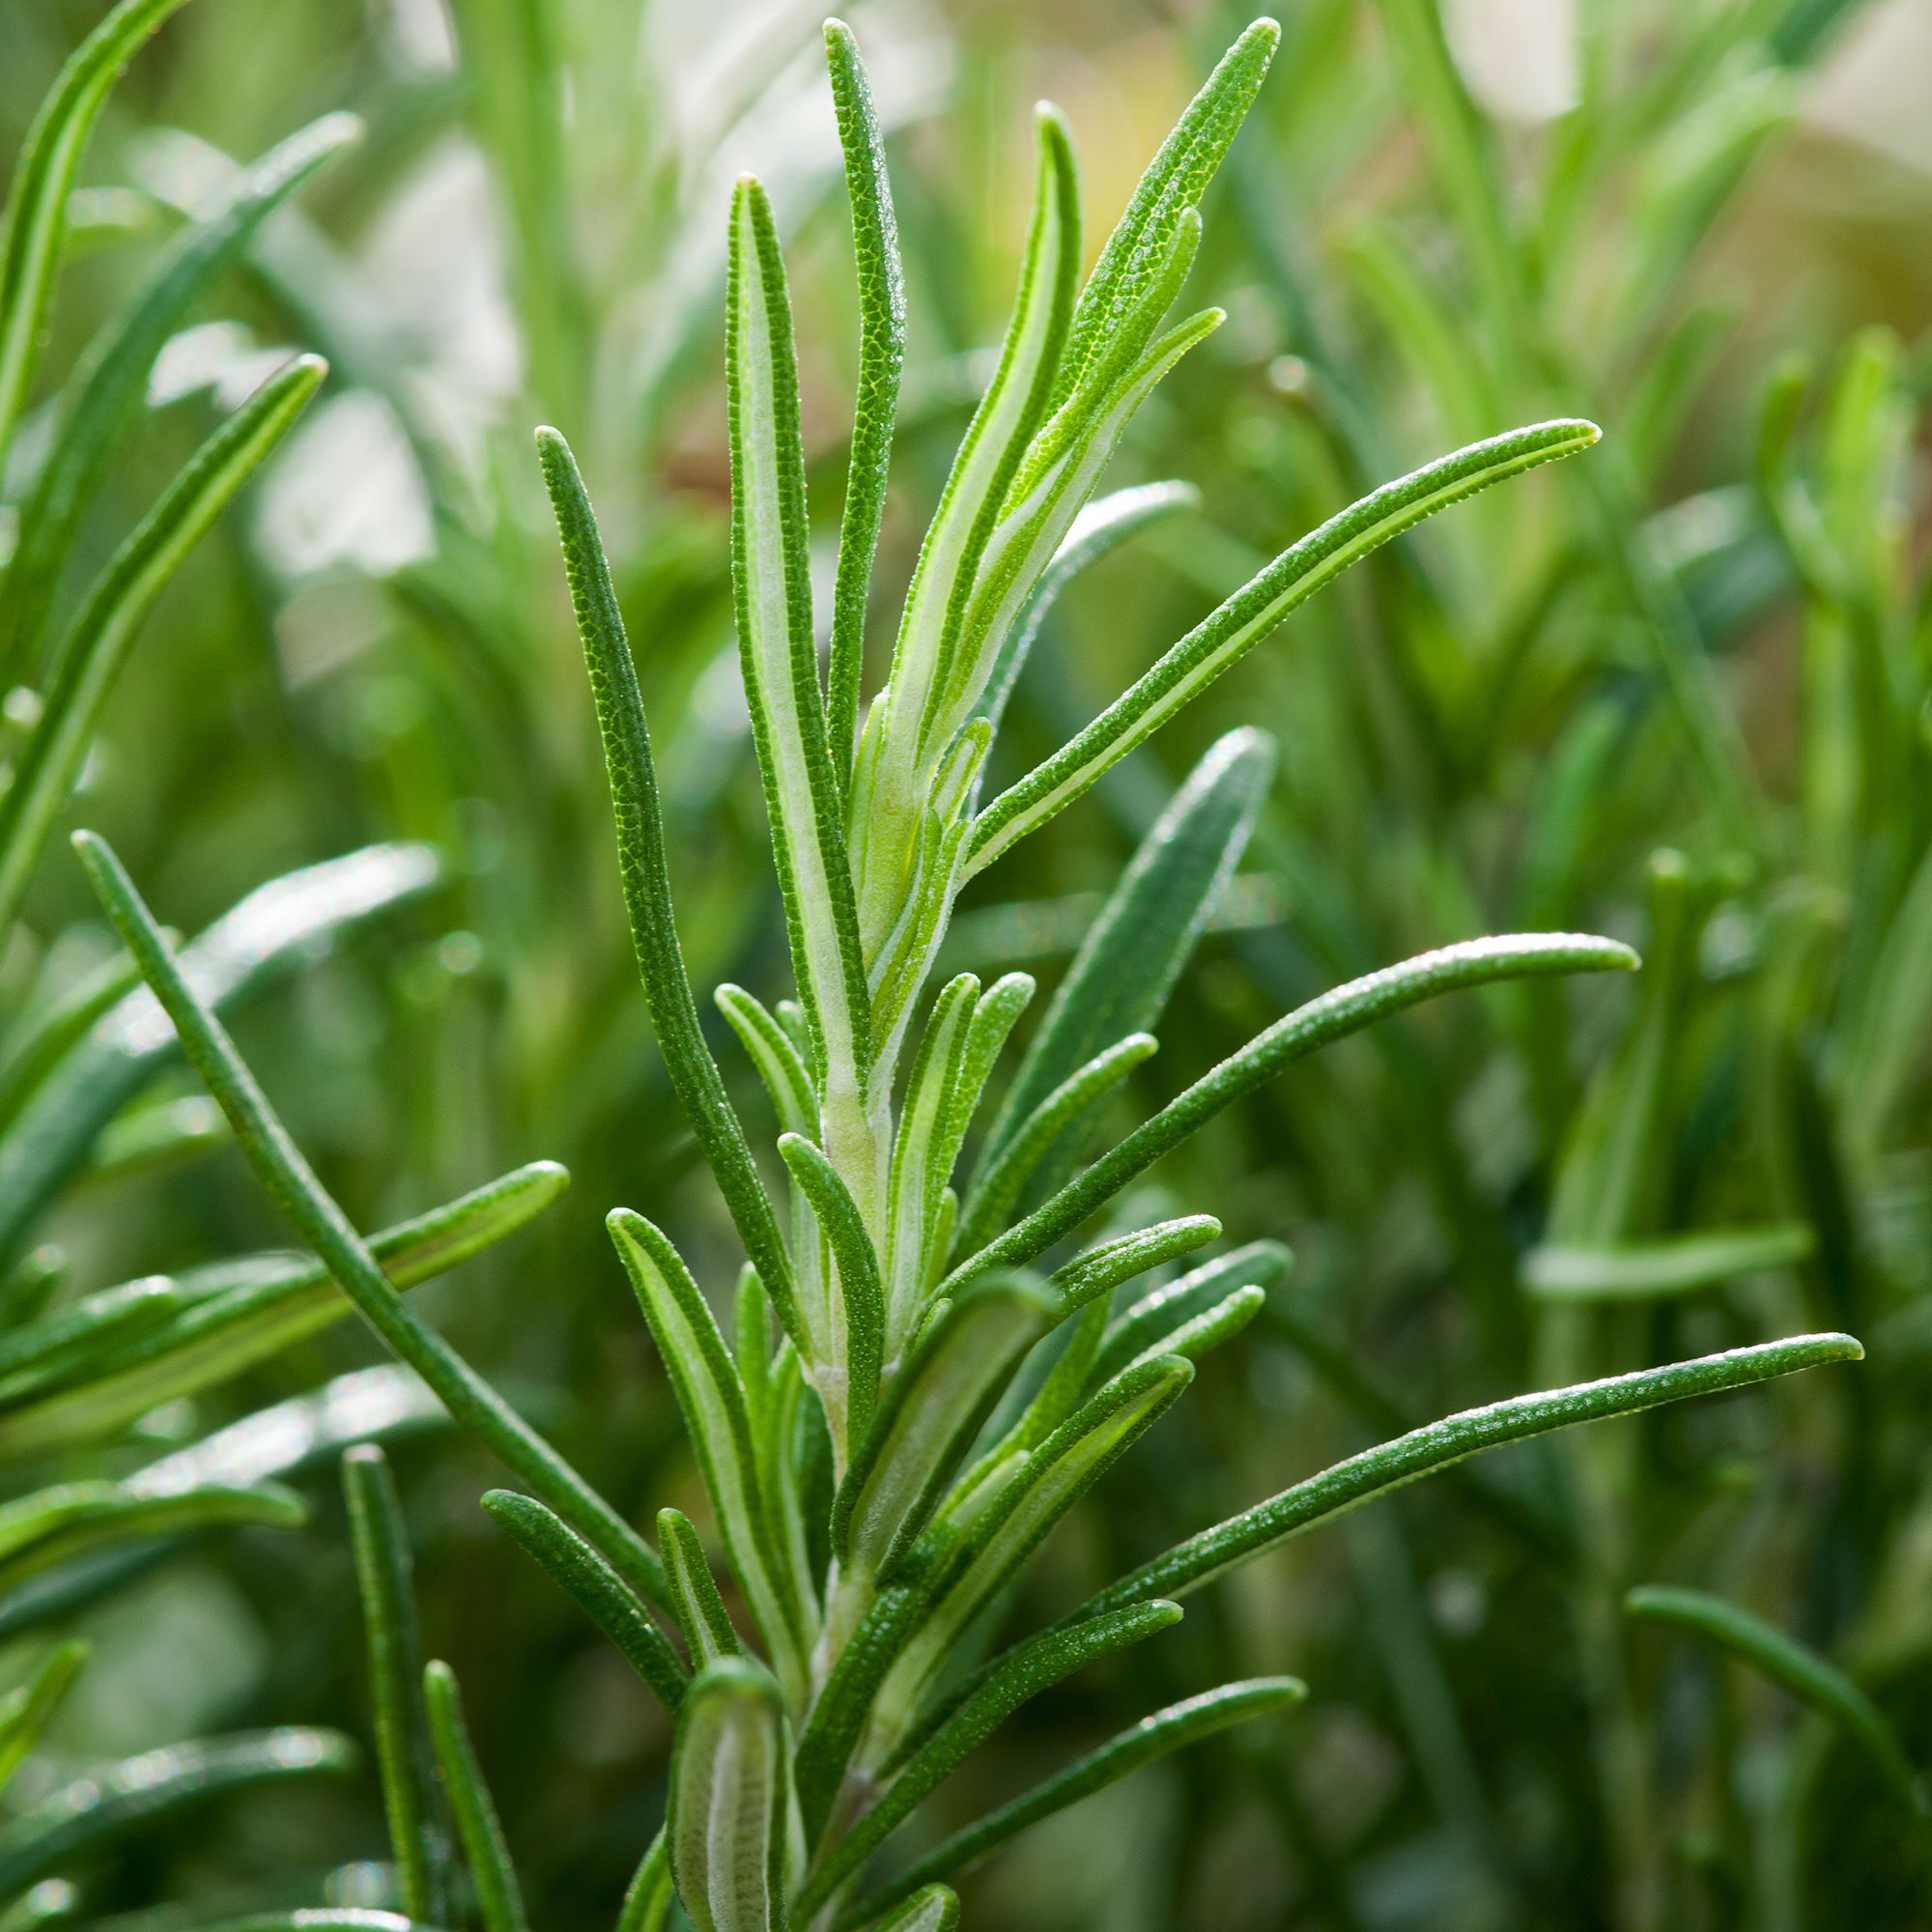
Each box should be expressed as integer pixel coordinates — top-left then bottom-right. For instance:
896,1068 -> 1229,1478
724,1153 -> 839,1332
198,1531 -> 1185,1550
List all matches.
46,11 -> 1875,1930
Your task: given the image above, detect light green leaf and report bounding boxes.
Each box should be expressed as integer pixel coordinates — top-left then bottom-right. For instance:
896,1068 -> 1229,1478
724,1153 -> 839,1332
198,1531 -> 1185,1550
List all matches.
668,1658 -> 794,1932
344,1446 -> 449,1924
0,1728 -> 355,1896
1048,1215 -> 1221,1317
717,986 -> 816,1138
659,1508 -> 744,1668
0,1642 -> 88,1797
1082,1333 -> 1863,1613
823,19 -> 906,790
0,355 -> 326,944
608,1209 -> 809,1701
423,1661 -> 529,1932
778,1133 -> 884,1449
0,0 -> 203,470
3,113 -> 359,667
851,1887 -> 958,1932
1089,1239 -> 1290,1390
726,175 -> 873,1122
967,420 -> 1602,875
1523,1224 -> 1814,1302
74,832 -> 669,1612
538,428 -> 798,1345
481,1492 -> 687,1716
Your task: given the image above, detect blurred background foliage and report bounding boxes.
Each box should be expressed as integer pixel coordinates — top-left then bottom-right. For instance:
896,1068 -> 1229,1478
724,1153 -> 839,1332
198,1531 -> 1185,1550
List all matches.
1,0 -> 1929,1925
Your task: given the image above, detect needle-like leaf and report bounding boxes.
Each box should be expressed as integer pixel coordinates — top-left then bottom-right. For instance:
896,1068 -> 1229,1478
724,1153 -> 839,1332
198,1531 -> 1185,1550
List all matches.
823,19 -> 906,789
0,355 -> 327,943
944,933 -> 1638,1291
344,1446 -> 450,1925
966,420 -> 1602,875
0,1641 -> 88,1797
481,1492 -> 687,1716
668,1657 -> 795,1932
778,1134 -> 884,1447
74,831 -> 670,1612
423,1661 -> 530,1932
660,1507 -> 745,1668
0,0 -> 202,469
537,427 -> 798,1344
1081,1334 -> 1862,1614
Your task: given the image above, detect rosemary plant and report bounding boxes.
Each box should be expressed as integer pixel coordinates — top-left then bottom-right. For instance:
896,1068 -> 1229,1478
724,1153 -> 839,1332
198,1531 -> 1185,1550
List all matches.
49,15 -> 1870,1928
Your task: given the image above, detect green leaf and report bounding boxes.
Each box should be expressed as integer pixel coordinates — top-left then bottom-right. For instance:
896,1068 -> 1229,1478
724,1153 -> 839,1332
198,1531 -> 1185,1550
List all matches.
0,1727 -> 355,1895
1089,1240 -> 1290,1390
608,1208 -> 810,1701
0,355 -> 327,944
795,1601 -> 1180,1916
668,1658 -> 794,1932
974,480 -> 1200,736
344,1446 -> 450,1924
847,1678 -> 1301,1921
717,986 -> 816,1138
725,175 -> 873,1121
0,1276 -> 179,1402
967,420 -> 1602,874
875,1356 -> 1195,1750
659,1507 -> 744,1668
853,1888 -> 958,1932
2,112 -> 360,667
0,946 -> 148,1132
1523,1224 -> 1815,1302
1081,1333 -> 1863,1614
945,933 -> 1638,1291
956,1035 -> 1156,1257
615,1831 -> 673,1932
1051,17 -> 1277,412
0,1161 -> 567,1456
823,19 -> 906,791
73,832 -> 670,1612
481,1492 -> 687,1716
0,840 -> 438,1265
1625,1585 -> 1924,1823
1048,1215 -> 1222,1317
536,427 -> 798,1345
0,1642 -> 87,1797
980,727 -> 1275,1197
423,1661 -> 530,1932
0,1477 -> 304,1599
0,0 -> 202,471
778,1133 -> 884,1448
853,105 -> 1082,953
832,1274 -> 1051,1579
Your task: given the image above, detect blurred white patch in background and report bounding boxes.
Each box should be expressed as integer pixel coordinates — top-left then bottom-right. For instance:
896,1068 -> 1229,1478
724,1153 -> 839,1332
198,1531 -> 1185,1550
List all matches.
255,388 -> 434,578
1805,0 -> 1932,175
1443,0 -> 1578,126
385,0 -> 457,74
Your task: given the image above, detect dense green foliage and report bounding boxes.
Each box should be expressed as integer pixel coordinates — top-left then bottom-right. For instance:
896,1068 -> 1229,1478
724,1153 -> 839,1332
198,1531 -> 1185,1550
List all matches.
0,0 -> 1926,1927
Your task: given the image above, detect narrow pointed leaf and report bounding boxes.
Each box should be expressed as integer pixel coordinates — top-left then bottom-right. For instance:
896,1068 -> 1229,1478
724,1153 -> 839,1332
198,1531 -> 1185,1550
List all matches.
74,832 -> 670,1610
4,113 -> 360,664
796,1601 -> 1180,1916
0,1728 -> 355,1894
1091,1240 -> 1290,1390
482,1492 -> 687,1715
981,728 -> 1274,1185
344,1446 -> 449,1924
608,1209 -> 809,1697
833,1274 -> 1051,1576
717,986 -> 816,1137
659,1508 -> 744,1667
726,176 -> 873,1116
1081,1334 -> 1862,1615
0,1161 -> 567,1456
778,1134 -> 884,1446
945,933 -> 1637,1291
668,1658 -> 793,1932
967,421 -> 1602,874
423,1662 -> 529,1932
848,1678 -> 1302,1921
823,19 -> 906,787
1049,1215 -> 1221,1316
854,1888 -> 958,1932
0,355 -> 327,943
616,1832 -> 674,1932
0,1641 -> 88,1796
537,428 -> 797,1342
0,0 -> 202,469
